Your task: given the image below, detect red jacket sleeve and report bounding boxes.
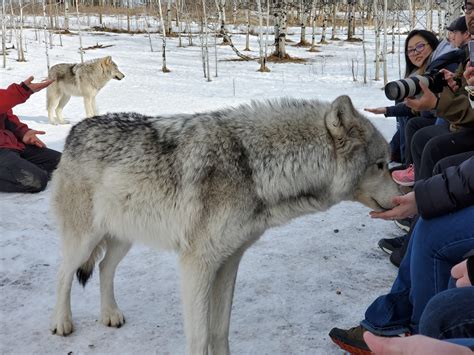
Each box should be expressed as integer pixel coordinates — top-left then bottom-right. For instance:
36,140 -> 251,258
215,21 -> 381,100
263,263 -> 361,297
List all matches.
0,83 -> 33,142
0,82 -> 32,114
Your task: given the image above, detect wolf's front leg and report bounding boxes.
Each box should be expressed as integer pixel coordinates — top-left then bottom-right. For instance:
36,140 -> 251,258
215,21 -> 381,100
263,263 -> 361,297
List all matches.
99,238 -> 132,328
180,254 -> 218,355
208,248 -> 246,355
83,96 -> 97,118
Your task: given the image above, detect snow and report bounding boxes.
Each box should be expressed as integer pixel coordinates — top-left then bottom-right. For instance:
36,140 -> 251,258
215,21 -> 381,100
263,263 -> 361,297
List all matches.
0,23 -> 407,354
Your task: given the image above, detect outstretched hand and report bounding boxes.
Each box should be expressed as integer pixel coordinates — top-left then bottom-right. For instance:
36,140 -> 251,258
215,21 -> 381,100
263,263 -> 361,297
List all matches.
364,332 -> 473,355
23,76 -> 54,92
22,129 -> 46,148
364,107 -> 387,115
370,192 -> 417,220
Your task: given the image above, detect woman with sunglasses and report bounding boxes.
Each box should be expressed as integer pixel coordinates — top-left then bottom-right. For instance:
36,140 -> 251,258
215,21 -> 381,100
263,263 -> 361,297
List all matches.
365,30 -> 456,173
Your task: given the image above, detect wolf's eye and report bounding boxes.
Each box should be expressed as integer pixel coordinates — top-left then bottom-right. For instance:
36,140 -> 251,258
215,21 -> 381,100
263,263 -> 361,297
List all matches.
377,162 -> 384,170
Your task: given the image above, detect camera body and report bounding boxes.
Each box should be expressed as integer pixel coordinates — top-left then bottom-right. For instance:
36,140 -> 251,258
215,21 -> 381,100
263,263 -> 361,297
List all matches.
384,70 -> 446,101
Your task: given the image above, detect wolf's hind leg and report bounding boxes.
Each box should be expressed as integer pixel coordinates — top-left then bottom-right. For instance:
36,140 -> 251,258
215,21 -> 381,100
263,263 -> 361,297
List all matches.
56,95 -> 71,124
99,237 -> 132,328
50,233 -> 104,336
47,89 -> 60,125
208,248 -> 246,355
83,96 -> 97,118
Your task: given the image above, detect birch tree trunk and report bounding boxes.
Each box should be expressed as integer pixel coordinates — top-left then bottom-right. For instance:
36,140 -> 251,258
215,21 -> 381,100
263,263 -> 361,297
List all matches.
42,0 -> 50,69
75,0 -> 84,63
320,0 -> 329,44
202,0 -> 210,81
444,0 -> 461,30
1,0 -> 6,68
257,0 -> 269,71
373,0 -> 380,81
347,0 -> 354,40
64,0 -> 69,32
18,0 -> 25,61
331,0 -> 338,40
216,0 -> 229,44
157,0 -> 170,72
126,0 -> 130,33
166,0 -> 172,35
232,0 -> 237,25
362,13 -> 367,83
244,1 -> 250,50
297,0 -> 309,45
426,0 -> 432,31
272,0 -> 289,58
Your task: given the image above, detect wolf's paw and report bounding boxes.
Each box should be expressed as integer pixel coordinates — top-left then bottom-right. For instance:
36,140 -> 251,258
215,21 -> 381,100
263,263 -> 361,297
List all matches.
58,119 -> 70,125
101,308 -> 125,328
50,314 -> 74,336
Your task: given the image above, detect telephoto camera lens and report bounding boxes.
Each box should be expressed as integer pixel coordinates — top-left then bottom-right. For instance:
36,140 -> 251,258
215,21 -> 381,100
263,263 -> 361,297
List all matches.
384,75 -> 431,101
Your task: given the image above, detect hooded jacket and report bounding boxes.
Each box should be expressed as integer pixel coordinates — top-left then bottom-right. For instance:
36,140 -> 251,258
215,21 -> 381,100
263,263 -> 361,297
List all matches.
0,82 -> 33,151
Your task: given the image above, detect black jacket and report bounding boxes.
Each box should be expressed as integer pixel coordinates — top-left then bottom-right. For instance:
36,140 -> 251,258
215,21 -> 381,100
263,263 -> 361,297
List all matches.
414,156 -> 474,219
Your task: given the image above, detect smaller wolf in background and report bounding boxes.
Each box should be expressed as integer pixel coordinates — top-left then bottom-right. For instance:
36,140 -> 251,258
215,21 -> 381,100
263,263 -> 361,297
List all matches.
46,56 -> 124,125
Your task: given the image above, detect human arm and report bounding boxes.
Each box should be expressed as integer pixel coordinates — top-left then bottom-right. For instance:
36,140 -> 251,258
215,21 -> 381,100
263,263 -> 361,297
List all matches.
363,332 -> 473,355
414,157 -> 474,219
0,82 -> 32,114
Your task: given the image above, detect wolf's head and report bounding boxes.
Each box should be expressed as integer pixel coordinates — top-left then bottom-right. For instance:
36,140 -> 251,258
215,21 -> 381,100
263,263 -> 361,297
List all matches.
325,95 -> 401,211
101,56 -> 125,81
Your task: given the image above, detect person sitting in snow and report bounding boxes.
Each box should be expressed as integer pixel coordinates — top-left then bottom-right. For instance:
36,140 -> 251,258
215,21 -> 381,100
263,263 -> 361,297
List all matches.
0,76 -> 61,193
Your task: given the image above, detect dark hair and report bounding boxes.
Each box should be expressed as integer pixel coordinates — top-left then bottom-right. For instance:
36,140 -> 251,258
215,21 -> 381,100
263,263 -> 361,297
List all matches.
404,29 -> 439,77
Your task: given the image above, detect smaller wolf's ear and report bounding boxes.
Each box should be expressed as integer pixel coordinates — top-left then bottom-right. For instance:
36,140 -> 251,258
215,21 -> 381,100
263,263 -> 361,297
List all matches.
325,95 -> 355,138
103,56 -> 112,65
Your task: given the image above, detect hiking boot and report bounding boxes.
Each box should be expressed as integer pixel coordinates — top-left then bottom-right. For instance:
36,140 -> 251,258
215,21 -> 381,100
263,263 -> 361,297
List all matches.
329,325 -> 371,355
392,164 -> 415,187
394,218 -> 412,233
378,235 -> 408,255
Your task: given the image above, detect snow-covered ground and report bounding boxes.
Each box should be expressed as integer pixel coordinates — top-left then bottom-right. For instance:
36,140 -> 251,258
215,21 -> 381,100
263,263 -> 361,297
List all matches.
0,23 -> 408,354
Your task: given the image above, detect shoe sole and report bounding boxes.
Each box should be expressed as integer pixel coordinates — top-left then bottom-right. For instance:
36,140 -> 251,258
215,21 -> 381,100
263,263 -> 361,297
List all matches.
392,178 -> 414,187
394,221 -> 410,233
377,242 -> 394,255
330,336 -> 372,355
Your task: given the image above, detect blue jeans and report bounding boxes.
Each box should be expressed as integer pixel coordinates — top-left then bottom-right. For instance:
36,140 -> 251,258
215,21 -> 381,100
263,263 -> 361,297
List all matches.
419,287 -> 474,340
361,205 -> 474,336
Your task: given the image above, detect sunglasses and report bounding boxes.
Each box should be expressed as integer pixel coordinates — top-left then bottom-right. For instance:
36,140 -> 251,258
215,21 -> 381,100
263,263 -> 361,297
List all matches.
406,42 -> 427,56
463,3 -> 474,14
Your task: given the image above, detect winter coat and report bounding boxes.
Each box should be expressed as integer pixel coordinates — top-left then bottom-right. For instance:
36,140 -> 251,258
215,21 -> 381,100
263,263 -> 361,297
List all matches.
437,45 -> 474,131
0,82 -> 32,151
414,156 -> 474,219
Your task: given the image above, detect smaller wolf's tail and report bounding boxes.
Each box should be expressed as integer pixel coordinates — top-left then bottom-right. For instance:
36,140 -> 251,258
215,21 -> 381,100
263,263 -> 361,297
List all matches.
76,239 -> 106,287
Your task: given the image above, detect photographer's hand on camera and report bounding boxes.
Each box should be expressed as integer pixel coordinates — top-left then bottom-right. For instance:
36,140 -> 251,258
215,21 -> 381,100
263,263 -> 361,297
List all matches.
440,68 -> 461,92
405,82 -> 439,111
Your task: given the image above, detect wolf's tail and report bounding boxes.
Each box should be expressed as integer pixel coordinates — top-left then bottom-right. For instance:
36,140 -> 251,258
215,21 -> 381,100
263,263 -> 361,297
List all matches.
76,239 -> 106,287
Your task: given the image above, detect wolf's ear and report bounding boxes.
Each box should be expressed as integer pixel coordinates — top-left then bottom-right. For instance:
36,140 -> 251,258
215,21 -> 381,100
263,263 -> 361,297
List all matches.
325,95 -> 356,138
103,56 -> 112,65
325,95 -> 366,151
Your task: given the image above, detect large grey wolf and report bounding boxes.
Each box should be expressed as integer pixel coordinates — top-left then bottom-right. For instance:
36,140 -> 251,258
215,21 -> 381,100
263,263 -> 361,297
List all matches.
50,96 -> 400,354
46,56 -> 124,125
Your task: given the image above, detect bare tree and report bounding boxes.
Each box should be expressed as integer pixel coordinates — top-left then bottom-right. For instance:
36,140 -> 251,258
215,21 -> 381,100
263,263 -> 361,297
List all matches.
330,0 -> 338,40
1,0 -> 6,68
157,0 -> 170,72
256,0 -> 270,71
373,0 -> 380,81
42,0 -> 50,69
272,0 -> 289,58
